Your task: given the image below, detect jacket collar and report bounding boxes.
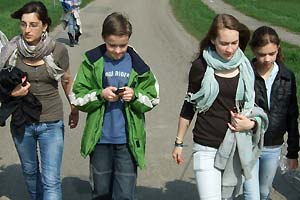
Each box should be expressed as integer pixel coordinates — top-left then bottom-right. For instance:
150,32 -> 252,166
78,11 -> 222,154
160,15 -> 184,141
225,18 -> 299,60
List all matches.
251,58 -> 291,81
85,44 -> 150,75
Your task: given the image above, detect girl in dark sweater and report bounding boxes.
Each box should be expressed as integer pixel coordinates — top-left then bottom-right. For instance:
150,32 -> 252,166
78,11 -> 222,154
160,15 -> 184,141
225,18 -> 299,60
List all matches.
244,26 -> 299,200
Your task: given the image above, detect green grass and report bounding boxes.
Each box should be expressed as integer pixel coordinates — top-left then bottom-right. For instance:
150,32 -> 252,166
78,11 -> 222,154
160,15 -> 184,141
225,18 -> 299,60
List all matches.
170,0 -> 300,98
169,0 -> 215,41
0,0 -> 93,39
224,0 -> 300,33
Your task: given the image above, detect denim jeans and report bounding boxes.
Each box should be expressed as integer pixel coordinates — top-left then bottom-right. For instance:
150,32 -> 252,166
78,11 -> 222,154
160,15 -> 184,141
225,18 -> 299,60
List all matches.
243,145 -> 282,200
89,144 -> 137,200
68,13 -> 78,36
11,120 -> 64,200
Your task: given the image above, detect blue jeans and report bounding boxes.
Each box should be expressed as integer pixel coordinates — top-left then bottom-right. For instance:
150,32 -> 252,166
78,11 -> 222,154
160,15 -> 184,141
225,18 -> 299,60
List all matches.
89,144 -> 137,200
243,145 -> 282,200
11,120 -> 64,200
68,13 -> 78,36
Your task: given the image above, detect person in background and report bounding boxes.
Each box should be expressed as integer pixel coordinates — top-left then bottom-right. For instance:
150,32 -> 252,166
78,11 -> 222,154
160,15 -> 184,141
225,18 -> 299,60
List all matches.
243,26 -> 299,200
60,0 -> 82,47
70,12 -> 159,200
0,30 -> 8,52
0,1 -> 79,199
172,14 -> 268,199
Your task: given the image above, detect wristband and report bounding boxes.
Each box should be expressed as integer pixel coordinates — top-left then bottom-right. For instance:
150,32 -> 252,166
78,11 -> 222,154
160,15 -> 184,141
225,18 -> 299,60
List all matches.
174,141 -> 184,147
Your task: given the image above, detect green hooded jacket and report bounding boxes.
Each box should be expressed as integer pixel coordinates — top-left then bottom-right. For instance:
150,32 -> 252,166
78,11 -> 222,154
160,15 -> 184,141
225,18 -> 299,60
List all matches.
70,45 -> 159,169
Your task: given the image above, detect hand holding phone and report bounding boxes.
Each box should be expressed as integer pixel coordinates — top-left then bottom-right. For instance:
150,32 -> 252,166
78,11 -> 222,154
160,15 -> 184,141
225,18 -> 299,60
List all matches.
114,87 -> 125,95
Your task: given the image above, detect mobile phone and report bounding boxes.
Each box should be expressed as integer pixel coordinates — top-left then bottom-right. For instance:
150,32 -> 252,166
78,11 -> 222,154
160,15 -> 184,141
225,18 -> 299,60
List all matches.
21,77 -> 28,87
114,87 -> 125,95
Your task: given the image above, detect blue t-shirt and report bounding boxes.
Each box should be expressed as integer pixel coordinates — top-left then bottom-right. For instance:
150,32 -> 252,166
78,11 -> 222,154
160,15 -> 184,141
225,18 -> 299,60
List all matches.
99,53 -> 132,144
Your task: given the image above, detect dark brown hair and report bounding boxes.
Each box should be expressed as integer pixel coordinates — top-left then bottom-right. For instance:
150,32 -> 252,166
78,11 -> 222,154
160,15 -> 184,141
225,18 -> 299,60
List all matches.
11,1 -> 51,32
249,26 -> 284,63
198,14 -> 250,57
102,12 -> 132,39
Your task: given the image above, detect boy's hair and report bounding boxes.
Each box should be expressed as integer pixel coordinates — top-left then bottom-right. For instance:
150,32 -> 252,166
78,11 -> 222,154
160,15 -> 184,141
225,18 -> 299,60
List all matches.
102,12 -> 132,39
250,26 -> 284,63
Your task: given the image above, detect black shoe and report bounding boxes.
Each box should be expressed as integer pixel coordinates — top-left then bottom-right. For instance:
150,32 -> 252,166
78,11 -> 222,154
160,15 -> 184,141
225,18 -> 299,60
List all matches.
68,33 -> 75,47
75,32 -> 81,45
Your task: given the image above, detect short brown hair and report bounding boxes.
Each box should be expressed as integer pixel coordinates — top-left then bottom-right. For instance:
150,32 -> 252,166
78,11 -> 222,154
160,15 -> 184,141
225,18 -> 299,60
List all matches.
102,12 -> 132,39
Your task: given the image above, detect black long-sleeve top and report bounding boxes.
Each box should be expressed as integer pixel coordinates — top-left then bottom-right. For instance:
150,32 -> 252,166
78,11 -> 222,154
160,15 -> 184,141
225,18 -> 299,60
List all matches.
180,57 -> 239,148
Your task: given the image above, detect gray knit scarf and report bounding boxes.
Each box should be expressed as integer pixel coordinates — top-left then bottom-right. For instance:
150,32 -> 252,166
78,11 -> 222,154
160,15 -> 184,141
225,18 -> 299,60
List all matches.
0,32 -> 65,81
185,47 -> 255,113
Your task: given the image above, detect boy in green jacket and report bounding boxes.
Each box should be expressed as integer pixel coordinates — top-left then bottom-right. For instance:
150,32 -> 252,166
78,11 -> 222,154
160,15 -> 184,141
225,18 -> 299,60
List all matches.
70,12 -> 159,200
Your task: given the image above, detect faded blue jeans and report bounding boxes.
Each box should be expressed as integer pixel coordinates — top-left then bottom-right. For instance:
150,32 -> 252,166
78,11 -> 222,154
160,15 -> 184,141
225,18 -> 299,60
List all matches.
11,120 -> 64,200
68,13 -> 79,36
243,145 -> 282,200
89,144 -> 137,200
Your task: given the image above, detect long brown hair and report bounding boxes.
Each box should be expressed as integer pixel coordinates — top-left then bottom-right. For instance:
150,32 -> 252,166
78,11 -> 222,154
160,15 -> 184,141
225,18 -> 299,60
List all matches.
198,14 -> 250,57
249,26 -> 284,63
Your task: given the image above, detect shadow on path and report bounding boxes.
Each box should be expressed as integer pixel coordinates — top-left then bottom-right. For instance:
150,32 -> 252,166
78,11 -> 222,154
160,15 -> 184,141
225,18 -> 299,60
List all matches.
136,180 -> 198,200
0,164 -> 91,200
272,168 -> 300,200
0,164 -> 28,200
0,163 -> 197,200
2,163 -> 300,200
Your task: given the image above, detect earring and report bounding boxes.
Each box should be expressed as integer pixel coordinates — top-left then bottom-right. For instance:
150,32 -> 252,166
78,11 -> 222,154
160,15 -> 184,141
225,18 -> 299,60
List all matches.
41,31 -> 47,41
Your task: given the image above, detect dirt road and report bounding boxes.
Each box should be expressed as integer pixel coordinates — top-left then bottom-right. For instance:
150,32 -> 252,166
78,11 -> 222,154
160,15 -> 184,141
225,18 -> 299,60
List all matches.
0,0 -> 198,199
1,0 -> 299,199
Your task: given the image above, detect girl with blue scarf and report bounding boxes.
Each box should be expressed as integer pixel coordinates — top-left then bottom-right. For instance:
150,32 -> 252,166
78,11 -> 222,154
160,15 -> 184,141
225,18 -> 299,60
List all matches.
172,14 -> 267,199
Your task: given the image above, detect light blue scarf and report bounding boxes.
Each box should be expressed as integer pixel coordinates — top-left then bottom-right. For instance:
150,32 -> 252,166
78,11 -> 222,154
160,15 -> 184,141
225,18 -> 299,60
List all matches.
186,47 -> 255,113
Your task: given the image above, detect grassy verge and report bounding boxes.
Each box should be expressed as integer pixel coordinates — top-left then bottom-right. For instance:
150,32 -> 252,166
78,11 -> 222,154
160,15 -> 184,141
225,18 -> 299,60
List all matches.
224,0 -> 300,33
0,0 -> 93,39
169,0 -> 215,41
170,0 -> 300,98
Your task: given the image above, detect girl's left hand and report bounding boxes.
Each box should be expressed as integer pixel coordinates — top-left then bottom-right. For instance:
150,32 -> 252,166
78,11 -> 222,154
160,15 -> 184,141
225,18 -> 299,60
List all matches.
228,111 -> 255,132
287,158 -> 299,170
69,106 -> 79,129
120,87 -> 135,102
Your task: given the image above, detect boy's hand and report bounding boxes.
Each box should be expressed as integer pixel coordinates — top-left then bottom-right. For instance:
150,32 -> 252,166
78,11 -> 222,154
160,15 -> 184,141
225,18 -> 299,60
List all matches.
120,87 -> 134,102
102,86 -> 119,102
